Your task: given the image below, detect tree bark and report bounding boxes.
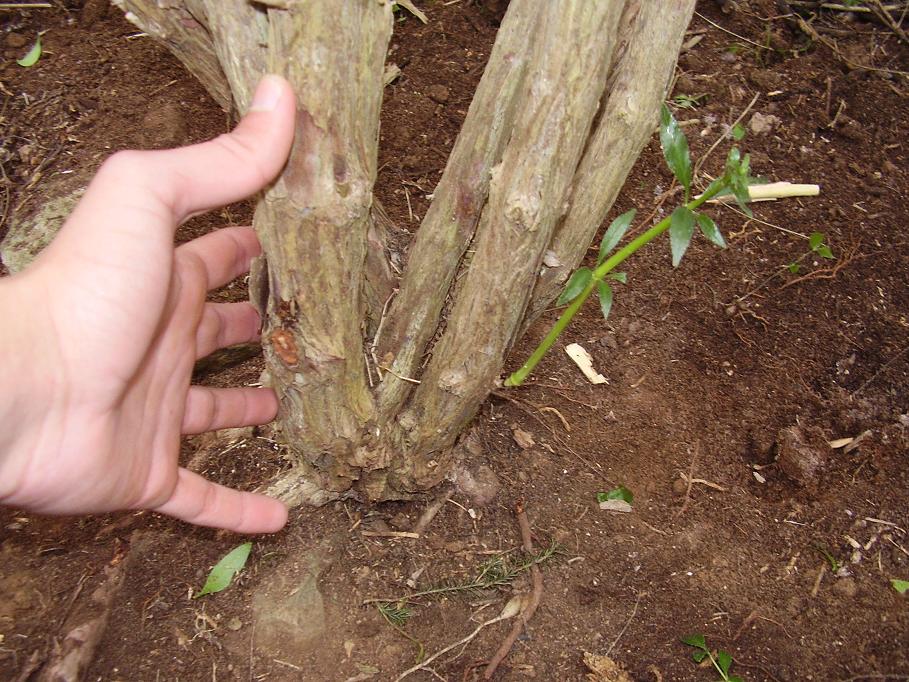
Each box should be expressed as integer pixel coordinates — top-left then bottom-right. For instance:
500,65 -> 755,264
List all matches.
116,0 -> 697,504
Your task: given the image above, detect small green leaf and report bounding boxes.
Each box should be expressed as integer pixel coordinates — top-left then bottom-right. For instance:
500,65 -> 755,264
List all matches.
597,281 -> 614,321
732,122 -> 746,141
605,485 -> 633,504
892,578 -> 909,594
809,231 -> 825,250
196,542 -> 253,598
556,267 -> 592,306
598,209 -> 636,265
17,35 -> 42,68
660,104 -> 692,196
717,650 -> 732,675
692,650 -> 709,663
682,633 -> 707,649
729,677 -> 745,682
817,245 -> 834,259
696,214 -> 726,248
608,272 -> 627,284
669,206 -> 696,267
787,262 -> 801,274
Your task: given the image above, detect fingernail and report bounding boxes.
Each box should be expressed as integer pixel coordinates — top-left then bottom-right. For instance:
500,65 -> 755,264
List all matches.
250,74 -> 284,112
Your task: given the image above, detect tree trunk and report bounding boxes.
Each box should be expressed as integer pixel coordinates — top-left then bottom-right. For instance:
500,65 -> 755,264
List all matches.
117,0 -> 697,505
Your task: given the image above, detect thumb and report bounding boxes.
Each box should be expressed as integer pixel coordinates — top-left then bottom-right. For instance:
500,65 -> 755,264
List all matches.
150,74 -> 297,220
70,74 -> 297,232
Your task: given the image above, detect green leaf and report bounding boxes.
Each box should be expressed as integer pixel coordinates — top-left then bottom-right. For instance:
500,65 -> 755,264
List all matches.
892,579 -> 909,594
682,633 -> 707,649
717,650 -> 732,675
729,677 -> 745,682
17,35 -> 42,68
787,262 -> 801,274
669,206 -> 696,267
556,267 -> 592,306
809,231 -> 825,250
692,650 -> 709,663
605,485 -> 633,504
195,542 -> 252,598
732,122 -> 746,141
608,272 -> 628,284
598,209 -> 636,265
660,104 -> 692,195
696,214 -> 726,248
817,245 -> 834,259
597,281 -> 614,321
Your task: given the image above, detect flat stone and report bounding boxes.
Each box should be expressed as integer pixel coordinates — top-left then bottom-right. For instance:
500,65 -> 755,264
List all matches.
0,186 -> 85,273
251,542 -> 338,667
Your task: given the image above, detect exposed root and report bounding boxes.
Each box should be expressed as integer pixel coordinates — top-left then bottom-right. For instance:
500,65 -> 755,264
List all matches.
264,466 -> 340,507
483,501 -> 544,679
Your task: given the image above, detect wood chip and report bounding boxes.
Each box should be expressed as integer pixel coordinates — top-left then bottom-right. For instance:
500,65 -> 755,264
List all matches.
565,343 -> 607,384
599,500 -> 633,513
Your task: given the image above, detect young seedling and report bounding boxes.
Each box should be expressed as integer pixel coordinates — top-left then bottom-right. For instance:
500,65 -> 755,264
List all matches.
506,105 -> 752,386
787,231 -> 834,274
672,93 -> 708,110
681,634 -> 743,682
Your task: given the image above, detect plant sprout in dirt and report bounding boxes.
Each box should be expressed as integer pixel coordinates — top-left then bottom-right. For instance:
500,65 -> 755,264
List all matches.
682,634 -> 743,682
506,105 -> 754,386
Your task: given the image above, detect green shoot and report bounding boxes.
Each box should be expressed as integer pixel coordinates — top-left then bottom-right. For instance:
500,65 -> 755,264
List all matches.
681,634 -> 743,681
892,578 -> 909,595
816,545 -> 842,573
505,105 -> 750,387
672,93 -> 707,110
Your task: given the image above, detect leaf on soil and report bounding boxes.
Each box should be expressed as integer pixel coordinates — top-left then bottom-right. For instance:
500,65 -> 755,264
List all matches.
681,633 -> 707,649
512,427 -> 535,450
597,486 -> 634,505
828,436 -> 854,449
583,651 -> 634,682
717,650 -> 733,675
195,542 -> 252,598
892,578 -> 909,594
17,36 -> 42,68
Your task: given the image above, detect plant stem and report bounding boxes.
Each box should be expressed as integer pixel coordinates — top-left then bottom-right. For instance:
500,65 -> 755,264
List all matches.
505,186 -> 722,386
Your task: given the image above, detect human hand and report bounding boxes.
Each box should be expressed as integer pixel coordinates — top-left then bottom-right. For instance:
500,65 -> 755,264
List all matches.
0,75 -> 296,533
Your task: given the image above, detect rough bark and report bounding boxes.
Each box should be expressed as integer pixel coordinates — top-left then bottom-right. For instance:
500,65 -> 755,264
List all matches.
116,0 -> 697,503
522,0 -> 698,327
385,2 -> 626,488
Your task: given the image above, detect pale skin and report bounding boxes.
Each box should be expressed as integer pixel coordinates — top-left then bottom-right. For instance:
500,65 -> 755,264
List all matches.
0,75 -> 297,534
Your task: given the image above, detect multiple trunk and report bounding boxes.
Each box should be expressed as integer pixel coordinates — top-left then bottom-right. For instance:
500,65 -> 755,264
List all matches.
116,0 -> 697,504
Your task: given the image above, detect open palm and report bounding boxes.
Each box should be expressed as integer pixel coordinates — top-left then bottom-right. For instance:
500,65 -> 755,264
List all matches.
0,76 -> 296,533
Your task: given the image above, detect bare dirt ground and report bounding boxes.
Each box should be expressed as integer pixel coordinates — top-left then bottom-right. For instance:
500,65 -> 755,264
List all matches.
1,1 -> 907,680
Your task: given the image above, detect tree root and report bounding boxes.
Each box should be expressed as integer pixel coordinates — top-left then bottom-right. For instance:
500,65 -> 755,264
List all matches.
482,501 -> 544,679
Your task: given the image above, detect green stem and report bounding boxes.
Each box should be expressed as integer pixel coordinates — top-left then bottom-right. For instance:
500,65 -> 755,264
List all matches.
505,186 -> 723,387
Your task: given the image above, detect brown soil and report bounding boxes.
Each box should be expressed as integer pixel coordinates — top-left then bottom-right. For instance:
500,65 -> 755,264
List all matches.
2,2 -> 908,681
